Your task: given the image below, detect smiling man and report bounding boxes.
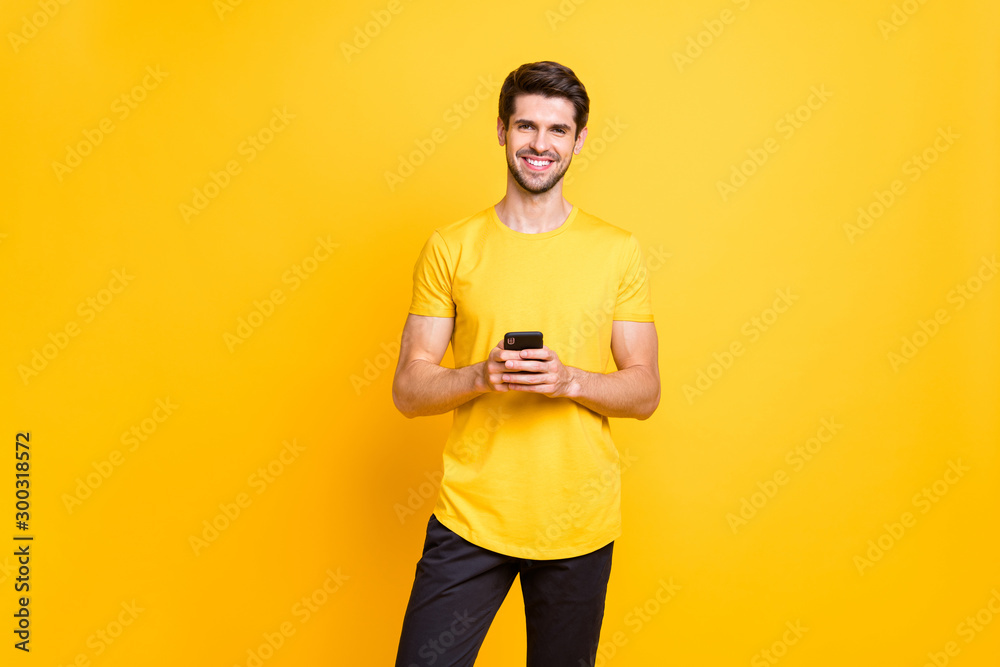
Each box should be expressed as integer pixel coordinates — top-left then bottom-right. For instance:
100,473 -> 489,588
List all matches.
392,61 -> 660,666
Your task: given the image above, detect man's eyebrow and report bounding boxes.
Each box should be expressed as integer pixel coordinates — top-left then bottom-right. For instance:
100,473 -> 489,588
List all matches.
512,118 -> 572,131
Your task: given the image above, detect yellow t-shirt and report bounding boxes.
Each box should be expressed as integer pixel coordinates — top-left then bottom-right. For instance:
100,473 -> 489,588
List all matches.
408,204 -> 654,559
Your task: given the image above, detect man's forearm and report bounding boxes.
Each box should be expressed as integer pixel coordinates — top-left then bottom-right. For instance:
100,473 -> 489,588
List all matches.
566,365 -> 660,420
393,360 -> 486,418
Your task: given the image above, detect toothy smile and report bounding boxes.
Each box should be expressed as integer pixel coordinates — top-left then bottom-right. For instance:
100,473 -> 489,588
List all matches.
522,156 -> 553,171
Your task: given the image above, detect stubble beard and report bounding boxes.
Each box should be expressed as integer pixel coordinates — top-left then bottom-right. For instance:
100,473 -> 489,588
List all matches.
505,146 -> 573,195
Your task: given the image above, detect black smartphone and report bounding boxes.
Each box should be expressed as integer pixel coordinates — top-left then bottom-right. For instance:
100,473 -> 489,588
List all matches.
502,331 -> 543,375
503,331 -> 543,350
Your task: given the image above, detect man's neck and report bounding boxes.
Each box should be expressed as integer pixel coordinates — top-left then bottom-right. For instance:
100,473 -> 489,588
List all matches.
494,184 -> 574,234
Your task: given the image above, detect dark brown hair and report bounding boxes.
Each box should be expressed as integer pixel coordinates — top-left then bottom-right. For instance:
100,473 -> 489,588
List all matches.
498,61 -> 590,138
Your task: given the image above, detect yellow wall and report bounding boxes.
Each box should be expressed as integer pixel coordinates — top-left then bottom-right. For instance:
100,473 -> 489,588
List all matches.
2,0 -> 998,664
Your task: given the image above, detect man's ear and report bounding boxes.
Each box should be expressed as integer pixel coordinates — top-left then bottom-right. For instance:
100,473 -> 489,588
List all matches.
573,126 -> 588,155
497,116 -> 507,146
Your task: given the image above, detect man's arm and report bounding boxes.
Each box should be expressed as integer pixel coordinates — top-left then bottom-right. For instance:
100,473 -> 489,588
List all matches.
503,320 -> 660,420
569,320 -> 660,420
393,314 -> 497,418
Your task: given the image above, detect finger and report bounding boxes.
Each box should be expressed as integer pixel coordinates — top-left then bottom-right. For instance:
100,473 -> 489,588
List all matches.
504,372 -> 546,384
509,383 -> 551,393
511,360 -> 546,373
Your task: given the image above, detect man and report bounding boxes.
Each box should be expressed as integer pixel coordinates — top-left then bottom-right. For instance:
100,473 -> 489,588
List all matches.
392,61 -> 659,666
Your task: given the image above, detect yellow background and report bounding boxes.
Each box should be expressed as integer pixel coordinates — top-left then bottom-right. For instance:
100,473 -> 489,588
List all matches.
2,0 -> 998,665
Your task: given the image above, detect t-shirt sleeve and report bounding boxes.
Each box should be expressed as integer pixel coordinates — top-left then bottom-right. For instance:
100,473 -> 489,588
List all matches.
613,233 -> 654,322
408,230 -> 456,318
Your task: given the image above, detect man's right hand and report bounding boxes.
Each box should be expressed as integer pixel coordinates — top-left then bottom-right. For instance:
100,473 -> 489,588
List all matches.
478,342 -> 514,393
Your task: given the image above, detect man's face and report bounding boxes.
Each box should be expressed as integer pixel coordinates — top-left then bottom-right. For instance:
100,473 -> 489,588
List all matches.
498,93 -> 587,195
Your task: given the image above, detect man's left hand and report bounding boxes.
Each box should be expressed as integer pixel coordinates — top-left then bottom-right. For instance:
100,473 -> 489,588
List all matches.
501,345 -> 579,398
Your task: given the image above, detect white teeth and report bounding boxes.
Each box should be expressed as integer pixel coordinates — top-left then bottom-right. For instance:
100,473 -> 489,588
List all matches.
526,158 -> 550,167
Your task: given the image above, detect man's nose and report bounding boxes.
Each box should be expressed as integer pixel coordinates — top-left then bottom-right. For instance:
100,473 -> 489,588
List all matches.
529,131 -> 552,155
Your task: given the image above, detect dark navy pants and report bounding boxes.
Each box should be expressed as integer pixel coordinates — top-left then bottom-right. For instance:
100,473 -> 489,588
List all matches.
395,513 -> 614,667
